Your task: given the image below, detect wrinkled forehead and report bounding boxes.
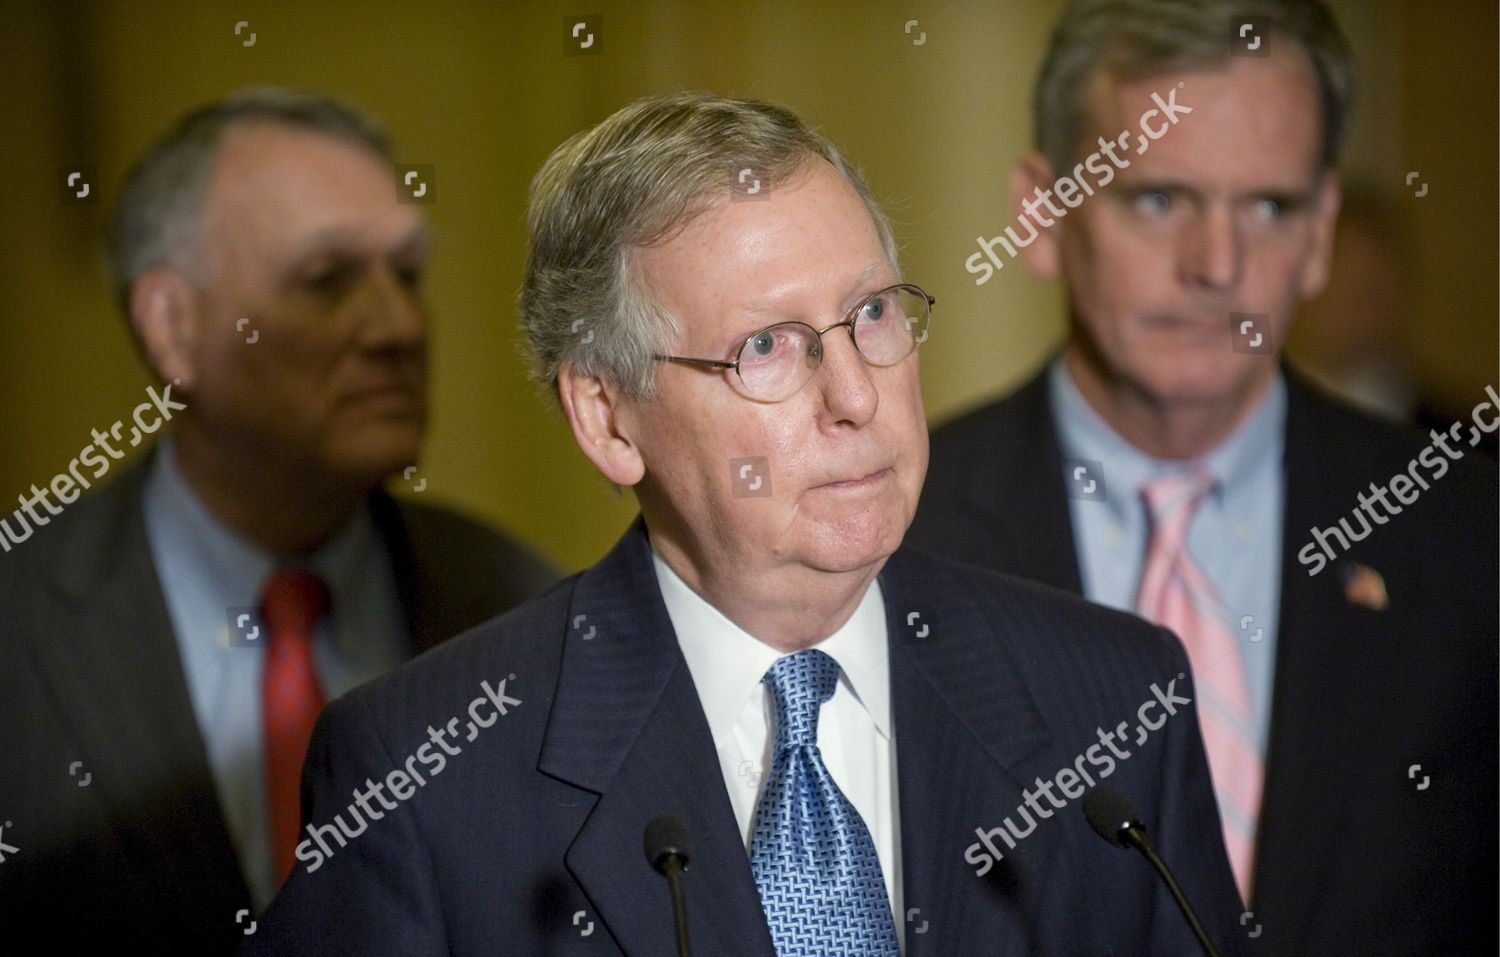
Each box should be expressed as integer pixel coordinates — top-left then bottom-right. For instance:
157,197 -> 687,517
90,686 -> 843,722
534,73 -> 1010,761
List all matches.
636,165 -> 895,343
1079,46 -> 1326,182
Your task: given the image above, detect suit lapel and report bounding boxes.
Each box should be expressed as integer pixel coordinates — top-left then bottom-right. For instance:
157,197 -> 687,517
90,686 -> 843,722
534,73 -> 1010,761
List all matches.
30,455 -> 247,907
1254,370 -> 1399,934
369,491 -> 438,653
881,547 -> 1062,955
958,365 -> 1083,593
537,520 -> 776,957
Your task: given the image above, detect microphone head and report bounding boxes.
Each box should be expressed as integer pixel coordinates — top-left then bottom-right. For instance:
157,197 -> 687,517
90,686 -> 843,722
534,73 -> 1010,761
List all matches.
1082,786 -> 1141,849
643,815 -> 692,874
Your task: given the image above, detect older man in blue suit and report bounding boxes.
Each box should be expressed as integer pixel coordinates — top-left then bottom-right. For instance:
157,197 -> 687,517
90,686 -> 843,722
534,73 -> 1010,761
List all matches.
246,91 -> 1246,956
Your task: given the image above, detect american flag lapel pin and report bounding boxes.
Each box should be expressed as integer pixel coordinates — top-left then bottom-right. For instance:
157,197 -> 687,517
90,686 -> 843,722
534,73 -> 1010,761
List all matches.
1338,561 -> 1389,611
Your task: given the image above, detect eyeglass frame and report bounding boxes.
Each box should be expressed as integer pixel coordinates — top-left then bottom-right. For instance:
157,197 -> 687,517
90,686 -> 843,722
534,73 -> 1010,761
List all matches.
651,282 -> 934,402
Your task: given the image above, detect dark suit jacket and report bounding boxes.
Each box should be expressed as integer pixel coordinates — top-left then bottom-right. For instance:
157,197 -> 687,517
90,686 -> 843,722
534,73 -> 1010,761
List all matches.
243,518 -> 1247,956
0,453 -> 558,954
907,364 -> 1499,955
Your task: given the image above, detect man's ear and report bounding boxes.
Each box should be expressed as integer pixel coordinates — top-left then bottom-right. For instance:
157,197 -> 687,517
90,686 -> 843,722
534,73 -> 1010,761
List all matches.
558,360 -> 646,488
129,267 -> 201,389
1011,151 -> 1062,280
1298,172 -> 1343,299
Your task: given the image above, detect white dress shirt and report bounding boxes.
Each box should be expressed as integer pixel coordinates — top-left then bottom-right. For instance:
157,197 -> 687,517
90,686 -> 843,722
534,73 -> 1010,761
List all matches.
652,549 -> 904,949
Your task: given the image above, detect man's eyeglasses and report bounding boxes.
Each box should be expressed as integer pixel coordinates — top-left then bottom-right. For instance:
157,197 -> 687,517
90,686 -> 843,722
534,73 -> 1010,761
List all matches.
652,283 -> 933,403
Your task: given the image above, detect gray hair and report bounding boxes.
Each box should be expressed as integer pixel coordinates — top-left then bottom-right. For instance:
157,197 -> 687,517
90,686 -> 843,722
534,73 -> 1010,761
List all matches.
519,90 -> 899,400
1035,0 -> 1355,173
106,86 -> 392,311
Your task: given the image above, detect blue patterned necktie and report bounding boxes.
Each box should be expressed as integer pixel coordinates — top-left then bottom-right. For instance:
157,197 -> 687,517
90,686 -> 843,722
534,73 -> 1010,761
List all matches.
749,649 -> 900,955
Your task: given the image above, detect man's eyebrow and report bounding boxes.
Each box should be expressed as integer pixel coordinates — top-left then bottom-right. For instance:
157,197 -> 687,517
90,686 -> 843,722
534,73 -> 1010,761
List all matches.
854,260 -> 896,287
722,261 -> 896,340
281,221 -> 432,267
1113,176 -> 1317,202
1110,176 -> 1194,194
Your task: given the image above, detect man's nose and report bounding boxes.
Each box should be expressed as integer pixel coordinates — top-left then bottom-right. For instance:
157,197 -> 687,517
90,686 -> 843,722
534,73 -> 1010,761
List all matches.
1180,206 -> 1243,292
356,266 -> 427,348
813,327 -> 878,426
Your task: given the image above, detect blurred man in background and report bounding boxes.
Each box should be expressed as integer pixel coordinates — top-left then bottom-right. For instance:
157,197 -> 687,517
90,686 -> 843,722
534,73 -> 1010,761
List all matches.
0,88 -> 556,953
912,1 -> 1497,953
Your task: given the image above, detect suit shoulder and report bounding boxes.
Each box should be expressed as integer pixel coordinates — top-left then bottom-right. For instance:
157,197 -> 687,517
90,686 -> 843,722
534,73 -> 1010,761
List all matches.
386,495 -> 562,603
0,465 -> 145,603
901,546 -> 1177,663
1292,381 -> 1497,508
394,498 -> 555,568
324,574 -> 576,728
928,390 -> 1028,454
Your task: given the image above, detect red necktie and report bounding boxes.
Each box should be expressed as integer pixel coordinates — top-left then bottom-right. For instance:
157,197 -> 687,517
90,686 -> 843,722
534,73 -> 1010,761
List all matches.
1136,472 -> 1263,903
260,569 -> 330,888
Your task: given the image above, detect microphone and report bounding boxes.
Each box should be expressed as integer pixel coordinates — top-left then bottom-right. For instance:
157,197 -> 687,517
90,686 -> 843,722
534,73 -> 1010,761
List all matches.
1082,786 -> 1224,957
643,815 -> 694,957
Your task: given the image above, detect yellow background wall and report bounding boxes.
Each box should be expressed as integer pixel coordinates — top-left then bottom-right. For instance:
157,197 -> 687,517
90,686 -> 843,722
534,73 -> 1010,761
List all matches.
1,0 -> 1494,570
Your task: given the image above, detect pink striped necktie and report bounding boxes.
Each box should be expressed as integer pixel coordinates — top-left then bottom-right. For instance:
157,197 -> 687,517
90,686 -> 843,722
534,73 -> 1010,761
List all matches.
1136,471 -> 1262,903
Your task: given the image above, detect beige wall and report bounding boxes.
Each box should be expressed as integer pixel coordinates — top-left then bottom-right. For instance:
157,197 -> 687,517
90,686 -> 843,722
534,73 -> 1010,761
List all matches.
2,0 -> 1494,570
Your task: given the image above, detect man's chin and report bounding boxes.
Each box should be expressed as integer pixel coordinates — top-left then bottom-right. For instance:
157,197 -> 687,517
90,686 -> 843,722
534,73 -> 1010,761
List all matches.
1126,351 -> 1269,406
325,431 -> 425,493
795,513 -> 905,574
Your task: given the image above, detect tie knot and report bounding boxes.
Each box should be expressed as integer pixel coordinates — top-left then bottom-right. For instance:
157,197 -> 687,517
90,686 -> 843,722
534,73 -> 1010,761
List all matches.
260,569 -> 330,636
763,649 -> 840,750
1140,470 -> 1214,530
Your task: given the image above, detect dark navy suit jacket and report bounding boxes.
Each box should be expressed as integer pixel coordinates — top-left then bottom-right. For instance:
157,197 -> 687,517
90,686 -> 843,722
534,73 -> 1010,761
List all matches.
908,364 -> 1499,955
245,519 -> 1248,955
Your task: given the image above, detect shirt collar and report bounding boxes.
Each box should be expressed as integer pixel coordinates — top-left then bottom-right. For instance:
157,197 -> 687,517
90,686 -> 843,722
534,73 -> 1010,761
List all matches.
651,547 -> 892,745
144,438 -> 379,657
1048,357 -> 1286,515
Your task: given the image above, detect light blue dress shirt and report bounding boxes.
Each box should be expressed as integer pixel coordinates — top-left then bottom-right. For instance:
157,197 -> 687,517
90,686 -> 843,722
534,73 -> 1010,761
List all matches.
1049,359 -> 1285,758
142,439 -> 408,910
